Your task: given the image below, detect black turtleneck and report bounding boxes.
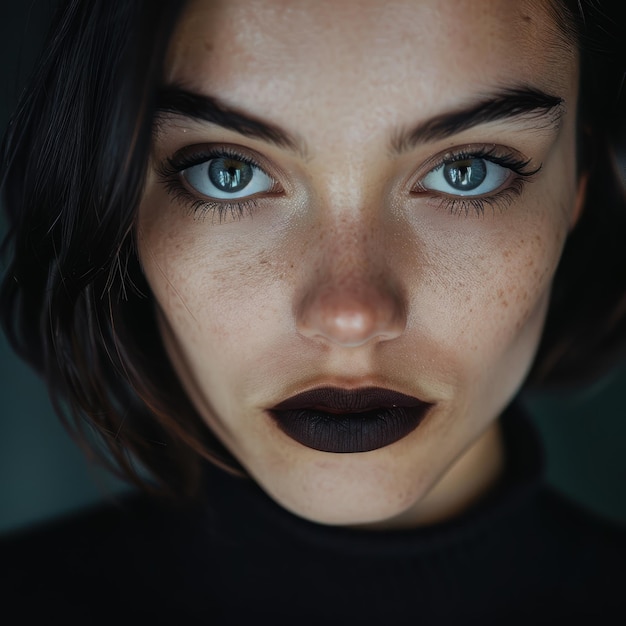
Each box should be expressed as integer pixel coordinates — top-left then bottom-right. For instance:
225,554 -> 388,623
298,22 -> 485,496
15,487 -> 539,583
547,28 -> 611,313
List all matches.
2,402 -> 625,625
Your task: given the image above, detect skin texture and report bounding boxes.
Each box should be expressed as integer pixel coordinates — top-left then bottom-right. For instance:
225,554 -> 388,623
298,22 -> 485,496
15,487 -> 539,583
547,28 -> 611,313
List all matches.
137,0 -> 584,528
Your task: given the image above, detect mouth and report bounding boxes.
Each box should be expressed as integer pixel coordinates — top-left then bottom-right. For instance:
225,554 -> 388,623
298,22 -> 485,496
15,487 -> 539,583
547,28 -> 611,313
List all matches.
268,387 -> 432,453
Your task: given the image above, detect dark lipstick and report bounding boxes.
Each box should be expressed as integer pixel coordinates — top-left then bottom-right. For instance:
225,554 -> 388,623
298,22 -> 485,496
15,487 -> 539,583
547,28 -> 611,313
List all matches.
269,387 -> 431,453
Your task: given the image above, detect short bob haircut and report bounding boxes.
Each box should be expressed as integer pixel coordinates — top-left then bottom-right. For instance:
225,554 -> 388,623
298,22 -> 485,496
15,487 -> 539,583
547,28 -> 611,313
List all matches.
1,0 -> 626,499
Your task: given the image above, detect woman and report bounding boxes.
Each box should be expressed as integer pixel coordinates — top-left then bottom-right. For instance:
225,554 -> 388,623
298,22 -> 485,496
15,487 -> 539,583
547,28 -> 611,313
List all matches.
1,0 -> 625,623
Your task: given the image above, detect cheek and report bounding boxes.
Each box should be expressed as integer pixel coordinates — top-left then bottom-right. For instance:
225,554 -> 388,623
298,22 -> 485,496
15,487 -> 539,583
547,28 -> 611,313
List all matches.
415,118 -> 579,368
406,202 -> 571,389
136,199 -> 294,382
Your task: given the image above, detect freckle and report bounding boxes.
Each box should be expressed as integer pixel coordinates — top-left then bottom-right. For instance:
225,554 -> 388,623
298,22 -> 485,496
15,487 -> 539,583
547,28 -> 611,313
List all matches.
497,289 -> 504,298
502,249 -> 511,259
502,300 -> 509,307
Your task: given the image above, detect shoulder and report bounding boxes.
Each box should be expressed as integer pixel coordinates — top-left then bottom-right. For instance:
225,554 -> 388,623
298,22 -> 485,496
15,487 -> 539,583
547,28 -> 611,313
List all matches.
537,484 -> 626,549
0,491 -> 213,623
531,479 -> 626,563
506,484 -> 626,618
1,490 -> 187,559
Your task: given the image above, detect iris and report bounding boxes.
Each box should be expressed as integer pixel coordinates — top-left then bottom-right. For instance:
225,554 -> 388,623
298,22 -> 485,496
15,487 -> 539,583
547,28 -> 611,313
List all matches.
443,159 -> 487,191
208,158 -> 253,192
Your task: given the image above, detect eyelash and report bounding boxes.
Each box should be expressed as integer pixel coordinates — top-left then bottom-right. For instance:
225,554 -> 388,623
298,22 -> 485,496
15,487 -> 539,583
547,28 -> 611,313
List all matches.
156,145 -> 539,221
157,146 -> 270,221
414,146 -> 539,217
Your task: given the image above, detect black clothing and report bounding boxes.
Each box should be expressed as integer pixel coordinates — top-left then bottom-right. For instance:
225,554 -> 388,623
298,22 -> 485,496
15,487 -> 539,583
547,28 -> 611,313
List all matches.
2,403 -> 625,625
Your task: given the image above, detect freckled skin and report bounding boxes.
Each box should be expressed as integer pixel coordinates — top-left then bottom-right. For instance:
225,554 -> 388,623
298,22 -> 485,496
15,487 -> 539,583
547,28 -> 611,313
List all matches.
138,0 -> 584,528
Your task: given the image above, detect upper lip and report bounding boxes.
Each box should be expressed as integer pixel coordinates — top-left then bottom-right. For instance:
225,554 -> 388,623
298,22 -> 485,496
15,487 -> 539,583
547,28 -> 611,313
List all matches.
271,386 -> 428,412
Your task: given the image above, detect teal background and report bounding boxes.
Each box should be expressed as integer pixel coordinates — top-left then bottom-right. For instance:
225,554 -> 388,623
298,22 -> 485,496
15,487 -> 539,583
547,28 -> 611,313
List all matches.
1,1 -> 625,535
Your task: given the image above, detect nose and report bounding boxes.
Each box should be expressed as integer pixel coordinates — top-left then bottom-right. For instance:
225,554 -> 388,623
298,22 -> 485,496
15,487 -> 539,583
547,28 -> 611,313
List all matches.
296,281 -> 406,347
295,233 -> 407,348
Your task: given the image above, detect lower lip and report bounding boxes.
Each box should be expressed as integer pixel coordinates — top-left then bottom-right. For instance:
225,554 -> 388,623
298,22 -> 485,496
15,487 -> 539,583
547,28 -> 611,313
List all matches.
268,405 -> 430,453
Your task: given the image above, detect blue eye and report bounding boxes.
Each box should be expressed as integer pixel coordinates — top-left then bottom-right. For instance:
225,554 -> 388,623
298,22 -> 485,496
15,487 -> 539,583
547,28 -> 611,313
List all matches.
183,156 -> 275,200
421,157 -> 511,197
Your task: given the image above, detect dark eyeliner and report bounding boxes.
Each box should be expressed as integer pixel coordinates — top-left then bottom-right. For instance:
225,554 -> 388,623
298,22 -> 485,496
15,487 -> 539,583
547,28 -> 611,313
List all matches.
162,145 -> 262,175
415,145 -> 541,217
155,146 -> 274,221
441,146 -> 539,177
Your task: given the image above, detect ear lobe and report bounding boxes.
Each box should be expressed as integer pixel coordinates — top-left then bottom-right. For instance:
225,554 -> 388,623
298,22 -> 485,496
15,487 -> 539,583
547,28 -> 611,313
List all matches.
570,170 -> 589,231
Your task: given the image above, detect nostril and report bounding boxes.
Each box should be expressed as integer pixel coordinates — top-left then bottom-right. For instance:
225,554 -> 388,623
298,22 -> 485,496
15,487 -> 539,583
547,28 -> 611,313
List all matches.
296,282 -> 406,347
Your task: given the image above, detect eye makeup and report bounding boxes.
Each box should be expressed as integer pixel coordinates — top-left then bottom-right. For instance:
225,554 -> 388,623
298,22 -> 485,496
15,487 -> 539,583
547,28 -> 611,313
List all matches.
156,144 -> 282,222
412,144 -> 541,217
155,142 -> 541,222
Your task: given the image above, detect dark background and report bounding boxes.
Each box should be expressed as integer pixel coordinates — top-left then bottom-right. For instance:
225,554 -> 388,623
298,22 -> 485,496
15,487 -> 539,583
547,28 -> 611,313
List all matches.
1,0 -> 625,535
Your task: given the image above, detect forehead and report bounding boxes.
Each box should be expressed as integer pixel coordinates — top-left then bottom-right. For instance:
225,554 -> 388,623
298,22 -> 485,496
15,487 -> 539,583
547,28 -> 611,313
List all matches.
165,0 -> 577,138
167,1 -> 574,76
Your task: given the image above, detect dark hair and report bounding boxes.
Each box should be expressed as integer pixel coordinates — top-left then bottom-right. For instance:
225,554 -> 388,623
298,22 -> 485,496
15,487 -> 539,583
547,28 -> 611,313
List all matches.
529,0 -> 626,386
1,0 -> 625,498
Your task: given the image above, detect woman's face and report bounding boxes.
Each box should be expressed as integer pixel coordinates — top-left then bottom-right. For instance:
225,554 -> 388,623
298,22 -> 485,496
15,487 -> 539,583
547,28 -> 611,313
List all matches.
138,0 -> 582,527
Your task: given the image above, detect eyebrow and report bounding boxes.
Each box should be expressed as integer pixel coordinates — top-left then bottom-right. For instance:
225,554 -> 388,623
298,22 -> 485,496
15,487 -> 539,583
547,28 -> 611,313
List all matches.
154,85 -> 564,157
391,86 -> 565,153
155,85 -> 307,158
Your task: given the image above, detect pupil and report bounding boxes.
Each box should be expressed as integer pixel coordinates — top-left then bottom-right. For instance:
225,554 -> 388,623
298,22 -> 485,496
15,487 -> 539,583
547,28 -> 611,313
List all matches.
443,159 -> 486,191
209,158 -> 253,192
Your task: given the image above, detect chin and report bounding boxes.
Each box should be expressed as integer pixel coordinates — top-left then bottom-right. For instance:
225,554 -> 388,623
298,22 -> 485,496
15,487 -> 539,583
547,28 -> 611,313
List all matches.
242,406 -> 505,529
280,484 -> 425,528
249,446 -> 436,528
